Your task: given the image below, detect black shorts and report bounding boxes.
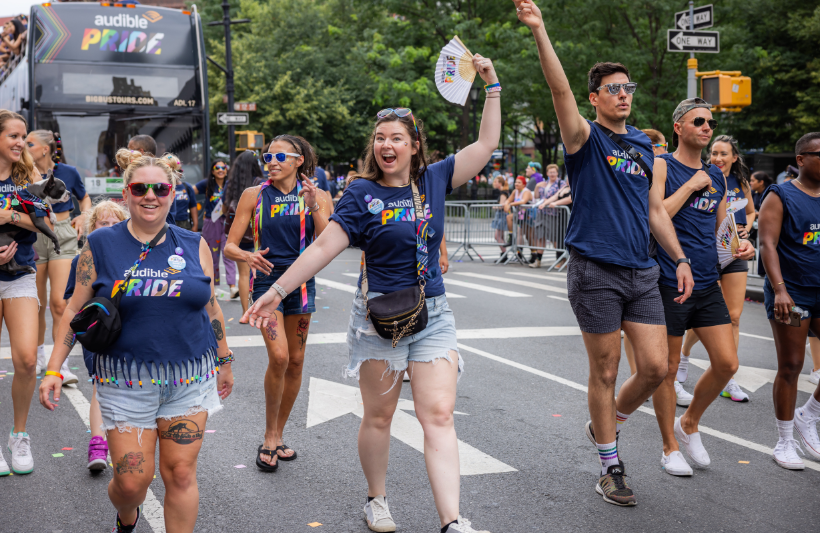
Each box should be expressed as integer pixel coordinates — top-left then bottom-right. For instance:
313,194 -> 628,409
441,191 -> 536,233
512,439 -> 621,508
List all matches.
567,248 -> 665,334
716,259 -> 748,277
658,281 -> 731,336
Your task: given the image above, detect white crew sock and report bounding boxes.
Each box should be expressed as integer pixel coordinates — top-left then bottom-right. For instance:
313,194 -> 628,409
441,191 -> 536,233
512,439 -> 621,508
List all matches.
676,354 -> 689,382
801,395 -> 820,418
596,441 -> 619,476
776,418 -> 794,442
37,344 -> 45,358
615,410 -> 630,434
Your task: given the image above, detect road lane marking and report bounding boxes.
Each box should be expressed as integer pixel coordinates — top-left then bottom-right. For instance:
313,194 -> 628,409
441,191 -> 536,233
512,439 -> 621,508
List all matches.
689,357 -> 817,394
315,277 -> 356,293
340,273 -> 466,298
505,271 -> 567,281
442,278 -> 531,297
307,377 -> 516,475
739,332 -> 774,341
456,342 -> 820,473
452,272 -> 568,294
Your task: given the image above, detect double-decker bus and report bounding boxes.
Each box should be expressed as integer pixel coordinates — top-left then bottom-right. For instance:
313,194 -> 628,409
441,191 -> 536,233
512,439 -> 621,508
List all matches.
0,2 -> 210,194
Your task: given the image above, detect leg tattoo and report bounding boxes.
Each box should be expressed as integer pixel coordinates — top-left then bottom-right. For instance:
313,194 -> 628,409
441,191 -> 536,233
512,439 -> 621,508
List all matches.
296,318 -> 309,349
266,316 -> 278,341
160,419 -> 204,445
115,452 -> 145,475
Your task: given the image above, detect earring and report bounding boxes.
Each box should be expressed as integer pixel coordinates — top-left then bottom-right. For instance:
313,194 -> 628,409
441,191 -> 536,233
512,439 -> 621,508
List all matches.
404,142 -> 408,146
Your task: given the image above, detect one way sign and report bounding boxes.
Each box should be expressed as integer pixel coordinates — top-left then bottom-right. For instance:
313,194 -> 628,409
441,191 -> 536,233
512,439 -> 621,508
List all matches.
675,4 -> 713,30
216,112 -> 249,125
667,30 -> 719,53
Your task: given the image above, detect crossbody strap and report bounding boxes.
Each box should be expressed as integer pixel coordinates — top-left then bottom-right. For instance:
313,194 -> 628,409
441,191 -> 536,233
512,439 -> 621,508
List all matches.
593,121 -> 653,189
112,223 -> 168,307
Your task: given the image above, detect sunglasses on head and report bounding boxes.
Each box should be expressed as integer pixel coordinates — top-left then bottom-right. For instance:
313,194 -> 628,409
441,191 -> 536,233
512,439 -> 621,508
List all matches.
377,108 -> 419,137
652,143 -> 668,148
597,82 -> 638,95
684,117 -> 719,130
263,152 -> 301,164
127,182 -> 173,197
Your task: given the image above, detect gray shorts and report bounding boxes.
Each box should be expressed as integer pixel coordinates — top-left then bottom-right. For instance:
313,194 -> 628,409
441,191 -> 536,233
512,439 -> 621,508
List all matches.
34,219 -> 78,264
567,248 -> 665,334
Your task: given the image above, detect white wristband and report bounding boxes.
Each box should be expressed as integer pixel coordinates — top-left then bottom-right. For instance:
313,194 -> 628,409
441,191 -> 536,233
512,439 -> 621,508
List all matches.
271,283 -> 288,300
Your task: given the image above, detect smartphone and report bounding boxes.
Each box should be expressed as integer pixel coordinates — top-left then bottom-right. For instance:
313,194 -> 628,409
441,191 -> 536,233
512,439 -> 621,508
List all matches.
789,306 -> 808,327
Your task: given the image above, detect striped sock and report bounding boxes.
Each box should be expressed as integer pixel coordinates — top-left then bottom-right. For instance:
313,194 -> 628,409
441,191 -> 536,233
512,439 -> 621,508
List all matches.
597,441 -> 619,475
615,410 -> 630,433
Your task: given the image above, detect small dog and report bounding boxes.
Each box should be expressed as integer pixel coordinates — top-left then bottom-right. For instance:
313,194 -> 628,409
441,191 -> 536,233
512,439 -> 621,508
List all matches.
0,170 -> 70,274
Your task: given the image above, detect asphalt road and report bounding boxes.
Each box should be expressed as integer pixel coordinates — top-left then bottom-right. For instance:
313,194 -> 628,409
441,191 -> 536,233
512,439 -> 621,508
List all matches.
0,247 -> 817,532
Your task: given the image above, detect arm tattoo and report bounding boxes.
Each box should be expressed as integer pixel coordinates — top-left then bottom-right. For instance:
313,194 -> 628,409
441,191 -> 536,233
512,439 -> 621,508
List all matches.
160,419 -> 203,445
115,452 -> 145,475
77,250 -> 94,286
296,318 -> 309,349
265,316 -> 278,341
63,331 -> 75,348
209,295 -> 215,307
211,319 -> 224,340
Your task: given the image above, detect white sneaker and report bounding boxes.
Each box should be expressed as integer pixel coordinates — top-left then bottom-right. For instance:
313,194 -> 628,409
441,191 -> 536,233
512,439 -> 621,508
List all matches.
35,345 -> 46,375
0,450 -> 9,476
773,438 -> 805,470
808,369 -> 820,385
674,418 -> 710,467
363,496 -> 396,532
661,450 -> 693,476
8,430 -> 33,474
720,379 -> 749,402
444,516 -> 491,533
60,361 -> 79,386
676,354 -> 689,383
794,408 -> 820,461
674,381 -> 693,407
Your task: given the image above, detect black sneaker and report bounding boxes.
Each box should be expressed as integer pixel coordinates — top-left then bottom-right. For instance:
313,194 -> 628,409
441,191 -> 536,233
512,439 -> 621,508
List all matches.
113,505 -> 141,532
585,420 -> 620,447
596,461 -> 637,506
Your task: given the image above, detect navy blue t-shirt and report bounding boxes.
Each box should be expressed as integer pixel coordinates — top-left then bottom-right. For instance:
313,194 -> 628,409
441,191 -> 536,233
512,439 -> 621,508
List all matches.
725,173 -> 747,225
563,120 -> 655,269
762,182 -> 820,287
330,156 -> 454,297
0,177 -> 48,281
256,182 -> 316,267
45,164 -> 86,213
656,154 -> 726,289
313,167 -> 330,192
172,182 -> 196,222
195,179 -> 224,219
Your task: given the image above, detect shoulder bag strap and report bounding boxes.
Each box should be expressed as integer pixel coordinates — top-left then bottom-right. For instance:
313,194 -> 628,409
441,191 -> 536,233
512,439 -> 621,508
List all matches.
593,121 -> 653,189
112,223 -> 168,307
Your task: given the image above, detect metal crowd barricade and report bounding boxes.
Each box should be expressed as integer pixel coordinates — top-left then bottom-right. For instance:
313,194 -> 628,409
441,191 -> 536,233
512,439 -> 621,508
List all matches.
463,202 -> 510,263
443,202 -> 473,260
506,204 -> 571,271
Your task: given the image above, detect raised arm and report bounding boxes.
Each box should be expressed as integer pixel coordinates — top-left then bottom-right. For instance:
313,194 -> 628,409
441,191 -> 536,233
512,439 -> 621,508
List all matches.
513,0 -> 590,154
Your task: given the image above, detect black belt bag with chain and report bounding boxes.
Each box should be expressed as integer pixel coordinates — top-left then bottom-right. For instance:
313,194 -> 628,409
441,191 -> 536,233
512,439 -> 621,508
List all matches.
362,180 -> 429,348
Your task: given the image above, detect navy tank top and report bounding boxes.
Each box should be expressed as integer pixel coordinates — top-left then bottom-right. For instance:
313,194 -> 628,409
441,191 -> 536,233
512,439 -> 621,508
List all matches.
87,222 -> 217,387
762,182 -> 820,287
656,154 -> 726,289
725,173 -> 747,225
257,182 -> 316,266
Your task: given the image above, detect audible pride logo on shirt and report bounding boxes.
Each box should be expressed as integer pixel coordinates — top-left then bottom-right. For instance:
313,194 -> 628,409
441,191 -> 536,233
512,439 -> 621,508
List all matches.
606,150 -> 647,177
689,187 -> 720,214
111,268 -> 181,297
804,224 -> 820,245
270,195 -> 311,217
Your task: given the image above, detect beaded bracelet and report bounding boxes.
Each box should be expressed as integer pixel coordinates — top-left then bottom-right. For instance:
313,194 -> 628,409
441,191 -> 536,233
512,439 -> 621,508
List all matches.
45,370 -> 64,381
217,352 -> 235,365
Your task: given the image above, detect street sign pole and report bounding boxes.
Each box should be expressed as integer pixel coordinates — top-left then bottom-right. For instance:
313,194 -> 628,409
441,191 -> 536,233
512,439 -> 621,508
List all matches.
688,1 -> 697,99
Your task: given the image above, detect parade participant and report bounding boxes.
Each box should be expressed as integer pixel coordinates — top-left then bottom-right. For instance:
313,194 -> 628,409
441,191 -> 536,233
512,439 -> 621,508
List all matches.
27,130 -> 92,383
0,110 -> 48,477
750,170 -> 773,213
223,150 -> 264,315
224,137 -> 330,470
194,160 -> 238,298
165,154 -> 198,231
650,99 -> 755,477
504,175 -> 532,263
679,135 -> 756,404
61,200 -> 129,470
40,148 -> 233,532
514,0 -> 693,505
758,131 -> 820,470
532,164 -> 565,268
242,53 -> 500,533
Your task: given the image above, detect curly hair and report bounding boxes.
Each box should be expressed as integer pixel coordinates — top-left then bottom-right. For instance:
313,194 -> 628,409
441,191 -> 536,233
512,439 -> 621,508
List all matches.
84,199 -> 129,236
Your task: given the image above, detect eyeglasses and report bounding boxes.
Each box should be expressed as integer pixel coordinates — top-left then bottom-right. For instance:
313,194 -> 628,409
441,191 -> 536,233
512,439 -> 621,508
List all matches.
213,165 -> 227,170
263,152 -> 302,164
683,117 -> 718,130
597,82 -> 638,95
652,143 -> 668,148
800,151 -> 820,157
377,108 -> 419,137
127,182 -> 173,197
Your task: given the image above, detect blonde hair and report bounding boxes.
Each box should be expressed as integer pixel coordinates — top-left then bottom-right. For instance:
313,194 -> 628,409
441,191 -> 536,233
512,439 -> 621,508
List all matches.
161,153 -> 183,183
115,148 -> 178,186
0,110 -> 37,187
546,163 -> 560,174
85,199 -> 129,235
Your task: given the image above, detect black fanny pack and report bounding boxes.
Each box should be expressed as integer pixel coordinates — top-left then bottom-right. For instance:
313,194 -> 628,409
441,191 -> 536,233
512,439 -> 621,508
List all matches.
70,224 -> 168,352
362,180 -> 430,348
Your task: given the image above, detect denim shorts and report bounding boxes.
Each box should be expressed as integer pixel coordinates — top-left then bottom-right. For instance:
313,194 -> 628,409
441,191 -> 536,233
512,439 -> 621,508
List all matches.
96,359 -> 222,432
344,290 -> 462,389
252,268 -> 316,315
0,273 -> 38,302
764,278 -> 820,321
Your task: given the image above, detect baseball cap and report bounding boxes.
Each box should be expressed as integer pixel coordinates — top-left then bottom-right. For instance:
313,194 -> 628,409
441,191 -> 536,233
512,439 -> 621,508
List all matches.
528,162 -> 542,171
672,98 -> 712,147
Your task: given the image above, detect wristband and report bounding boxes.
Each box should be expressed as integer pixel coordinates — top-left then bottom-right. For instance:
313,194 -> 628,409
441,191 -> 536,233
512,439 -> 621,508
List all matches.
217,351 -> 235,365
675,258 -> 691,266
271,282 -> 288,300
45,370 -> 64,381
776,281 -> 786,286
485,84 -> 502,94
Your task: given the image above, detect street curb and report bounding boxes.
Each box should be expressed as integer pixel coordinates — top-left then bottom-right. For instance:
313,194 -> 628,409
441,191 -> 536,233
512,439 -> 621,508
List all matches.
746,287 -> 764,303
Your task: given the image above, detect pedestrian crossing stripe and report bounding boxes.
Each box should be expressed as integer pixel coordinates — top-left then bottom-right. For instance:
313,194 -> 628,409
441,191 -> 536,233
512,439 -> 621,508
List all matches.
165,267 -> 181,275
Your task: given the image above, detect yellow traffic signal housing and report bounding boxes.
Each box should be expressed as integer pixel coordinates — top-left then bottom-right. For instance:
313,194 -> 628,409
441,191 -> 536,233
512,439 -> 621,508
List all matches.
698,71 -> 752,112
236,131 -> 265,152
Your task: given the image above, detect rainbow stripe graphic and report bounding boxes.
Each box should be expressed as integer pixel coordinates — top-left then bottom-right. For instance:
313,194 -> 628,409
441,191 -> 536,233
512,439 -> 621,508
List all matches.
35,6 -> 72,64
297,181 -> 308,313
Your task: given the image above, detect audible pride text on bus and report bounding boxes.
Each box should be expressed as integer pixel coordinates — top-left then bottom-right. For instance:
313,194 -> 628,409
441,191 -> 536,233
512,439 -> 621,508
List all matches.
0,3 -> 210,193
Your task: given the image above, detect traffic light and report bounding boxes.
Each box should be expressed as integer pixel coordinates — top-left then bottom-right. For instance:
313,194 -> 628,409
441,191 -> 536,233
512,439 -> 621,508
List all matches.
698,71 -> 752,112
236,131 -> 265,152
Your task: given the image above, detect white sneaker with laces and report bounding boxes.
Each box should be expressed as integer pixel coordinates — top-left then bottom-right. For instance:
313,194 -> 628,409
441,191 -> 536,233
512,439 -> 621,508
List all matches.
8,430 -> 33,474
444,516 -> 491,533
674,381 -> 693,407
794,408 -> 820,461
720,379 -> 749,402
674,418 -> 710,467
773,438 -> 805,470
363,496 -> 396,532
809,369 -> 820,385
661,450 -> 693,476
676,354 -> 689,383
0,450 -> 9,476
60,361 -> 79,386
35,344 -> 46,375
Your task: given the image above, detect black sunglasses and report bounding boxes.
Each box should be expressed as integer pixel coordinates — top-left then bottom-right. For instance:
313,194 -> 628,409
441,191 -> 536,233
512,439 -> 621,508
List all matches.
800,151 -> 820,157
685,117 -> 718,130
127,182 -> 173,197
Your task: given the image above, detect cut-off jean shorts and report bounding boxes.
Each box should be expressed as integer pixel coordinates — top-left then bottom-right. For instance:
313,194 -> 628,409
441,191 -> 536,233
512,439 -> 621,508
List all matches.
96,357 -> 222,439
344,289 -> 462,391
0,272 -> 38,302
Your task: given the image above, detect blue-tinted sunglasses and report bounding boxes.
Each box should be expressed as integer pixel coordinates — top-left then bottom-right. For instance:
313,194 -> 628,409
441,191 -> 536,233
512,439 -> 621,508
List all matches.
263,152 -> 301,164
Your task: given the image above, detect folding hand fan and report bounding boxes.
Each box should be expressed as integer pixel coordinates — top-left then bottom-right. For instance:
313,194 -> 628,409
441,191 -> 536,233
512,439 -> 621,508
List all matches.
435,36 -> 476,106
726,198 -> 748,215
716,212 -> 741,268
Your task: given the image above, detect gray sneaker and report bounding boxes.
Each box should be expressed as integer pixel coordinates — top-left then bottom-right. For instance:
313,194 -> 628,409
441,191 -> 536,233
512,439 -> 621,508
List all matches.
444,516 -> 491,533
364,496 -> 396,532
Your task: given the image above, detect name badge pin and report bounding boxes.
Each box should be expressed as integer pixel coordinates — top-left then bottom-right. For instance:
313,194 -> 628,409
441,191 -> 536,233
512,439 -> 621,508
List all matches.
168,254 -> 186,270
